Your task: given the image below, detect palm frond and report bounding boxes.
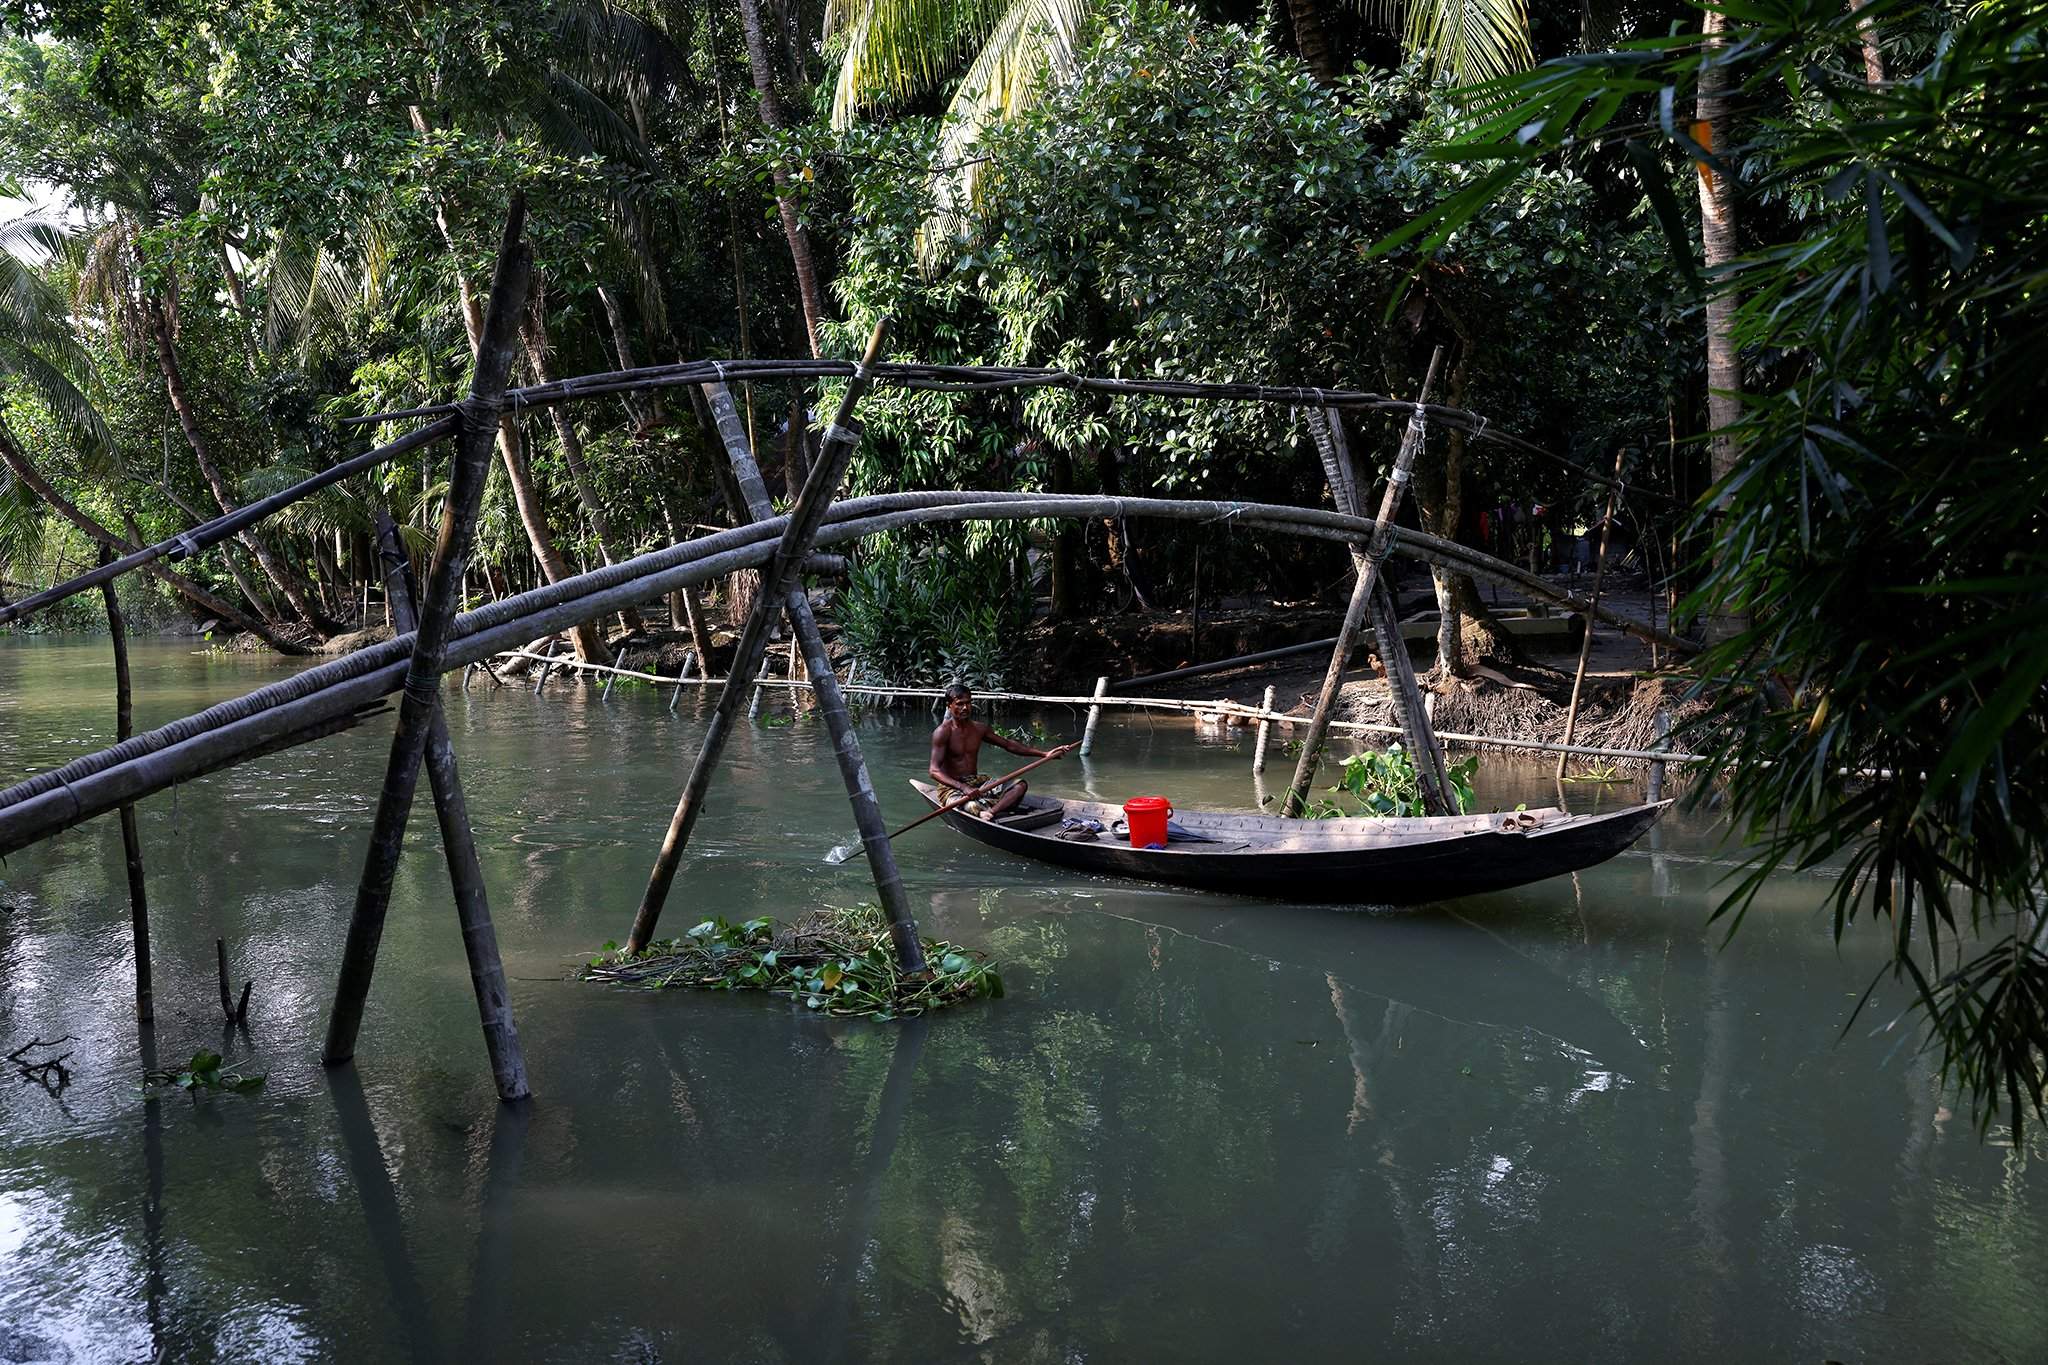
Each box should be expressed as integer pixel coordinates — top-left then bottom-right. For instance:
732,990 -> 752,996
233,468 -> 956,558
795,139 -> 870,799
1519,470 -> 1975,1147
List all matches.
1364,0 -> 1534,86
828,0 -> 1013,127
551,1 -> 686,108
0,347 -> 115,467
539,71 -> 656,168
918,0 -> 1086,267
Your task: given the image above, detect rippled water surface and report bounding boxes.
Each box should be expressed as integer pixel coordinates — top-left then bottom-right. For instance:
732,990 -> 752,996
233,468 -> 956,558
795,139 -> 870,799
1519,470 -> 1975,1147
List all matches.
2,638 -> 2044,1363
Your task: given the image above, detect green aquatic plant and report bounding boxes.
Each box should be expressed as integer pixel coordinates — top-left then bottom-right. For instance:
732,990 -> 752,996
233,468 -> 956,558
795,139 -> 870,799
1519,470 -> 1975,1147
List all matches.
143,1051 -> 266,1096
583,904 -> 1002,1020
1309,744 -> 1477,818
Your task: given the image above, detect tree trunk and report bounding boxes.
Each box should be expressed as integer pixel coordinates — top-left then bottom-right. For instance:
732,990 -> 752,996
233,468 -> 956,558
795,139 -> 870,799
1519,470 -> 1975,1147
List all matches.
1049,444 -> 1081,617
1696,8 -> 1746,642
782,390 -> 809,504
521,308 -> 642,635
0,423 -> 306,652
411,104 -> 608,663
1849,0 -> 1885,84
1285,0 -> 1341,85
145,298 -> 337,638
596,284 -> 664,432
737,0 -> 826,357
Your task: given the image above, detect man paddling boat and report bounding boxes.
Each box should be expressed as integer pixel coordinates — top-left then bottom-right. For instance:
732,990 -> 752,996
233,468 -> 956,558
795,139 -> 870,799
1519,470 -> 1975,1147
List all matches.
929,683 -> 1076,820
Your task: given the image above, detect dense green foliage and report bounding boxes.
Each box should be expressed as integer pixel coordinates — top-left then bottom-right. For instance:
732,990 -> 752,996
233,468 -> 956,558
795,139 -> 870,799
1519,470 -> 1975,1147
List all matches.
1395,0 -> 2048,1132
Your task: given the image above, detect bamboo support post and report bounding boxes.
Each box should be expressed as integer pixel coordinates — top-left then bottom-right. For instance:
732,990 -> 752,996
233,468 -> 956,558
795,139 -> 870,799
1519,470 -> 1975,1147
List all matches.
374,513 -> 530,1099
98,547 -> 151,1023
1285,357 -> 1446,817
684,378 -> 926,968
624,320 -> 901,959
1369,575 -> 1454,803
1080,676 -> 1109,756
324,197 -> 530,1073
1252,684 -> 1277,775
1555,447 -> 1628,783
1648,709 -> 1672,802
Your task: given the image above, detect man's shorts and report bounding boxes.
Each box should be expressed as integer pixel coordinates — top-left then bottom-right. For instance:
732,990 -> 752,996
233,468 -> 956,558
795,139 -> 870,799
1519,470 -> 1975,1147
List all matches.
961,775 -> 1015,816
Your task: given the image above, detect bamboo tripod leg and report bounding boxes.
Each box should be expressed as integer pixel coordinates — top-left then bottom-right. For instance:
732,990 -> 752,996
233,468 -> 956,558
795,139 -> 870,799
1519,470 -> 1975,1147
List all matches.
1287,359 -> 1449,817
1369,576 -> 1453,806
1556,447 -> 1628,782
98,546 -> 151,1023
624,322 -> 893,957
376,515 -> 530,1100
694,379 -> 926,967
324,198 -> 531,1073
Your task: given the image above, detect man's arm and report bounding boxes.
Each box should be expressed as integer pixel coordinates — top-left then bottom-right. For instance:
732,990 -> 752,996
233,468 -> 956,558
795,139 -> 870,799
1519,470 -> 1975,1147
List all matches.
984,725 -> 1077,759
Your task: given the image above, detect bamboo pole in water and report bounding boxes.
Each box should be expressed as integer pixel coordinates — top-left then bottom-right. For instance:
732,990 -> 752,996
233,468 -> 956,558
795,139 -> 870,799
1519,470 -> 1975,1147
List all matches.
1284,354 -> 1445,817
1555,447 -> 1628,783
1252,684 -> 1277,775
623,320 -> 893,957
324,197 -> 530,1071
694,378 -> 925,969
375,512 -> 530,1099
98,547 -> 152,1023
1079,676 -> 1109,756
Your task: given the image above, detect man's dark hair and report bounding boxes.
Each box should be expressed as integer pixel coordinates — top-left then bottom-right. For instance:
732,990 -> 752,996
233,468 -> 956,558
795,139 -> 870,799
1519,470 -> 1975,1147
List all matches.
944,683 -> 972,702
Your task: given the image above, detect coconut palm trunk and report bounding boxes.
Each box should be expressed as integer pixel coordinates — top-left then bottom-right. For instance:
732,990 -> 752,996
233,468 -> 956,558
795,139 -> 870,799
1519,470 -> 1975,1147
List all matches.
521,307 -> 642,635
738,0 -> 826,357
1284,0 -> 1341,84
144,298 -> 336,638
409,105 -> 608,663
1696,7 -> 1746,641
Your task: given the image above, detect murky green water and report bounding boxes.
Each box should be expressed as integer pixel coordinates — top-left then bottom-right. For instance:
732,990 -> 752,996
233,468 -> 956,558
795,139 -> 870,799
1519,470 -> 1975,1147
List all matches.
1,638 -> 2043,1363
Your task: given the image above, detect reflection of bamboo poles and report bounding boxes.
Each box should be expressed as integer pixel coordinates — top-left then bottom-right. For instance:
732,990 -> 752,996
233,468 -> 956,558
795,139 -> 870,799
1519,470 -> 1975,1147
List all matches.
814,1018 -> 929,1362
329,1067 -> 441,1362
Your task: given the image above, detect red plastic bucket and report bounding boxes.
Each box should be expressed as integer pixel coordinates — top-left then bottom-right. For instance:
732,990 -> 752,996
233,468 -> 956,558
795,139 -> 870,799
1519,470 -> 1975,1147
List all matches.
1122,796 -> 1173,848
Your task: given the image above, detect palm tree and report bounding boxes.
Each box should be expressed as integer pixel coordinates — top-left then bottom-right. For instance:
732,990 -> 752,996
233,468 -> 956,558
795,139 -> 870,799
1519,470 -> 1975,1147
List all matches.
824,0 -> 1533,258
0,200 -> 303,648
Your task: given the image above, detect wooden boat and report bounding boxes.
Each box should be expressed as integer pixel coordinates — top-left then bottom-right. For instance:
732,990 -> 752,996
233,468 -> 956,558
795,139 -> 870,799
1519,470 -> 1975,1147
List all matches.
907,780 -> 1668,904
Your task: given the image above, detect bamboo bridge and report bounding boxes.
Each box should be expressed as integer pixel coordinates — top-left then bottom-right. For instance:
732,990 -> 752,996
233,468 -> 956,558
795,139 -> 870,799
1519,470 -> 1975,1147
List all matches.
0,199 -> 1694,1102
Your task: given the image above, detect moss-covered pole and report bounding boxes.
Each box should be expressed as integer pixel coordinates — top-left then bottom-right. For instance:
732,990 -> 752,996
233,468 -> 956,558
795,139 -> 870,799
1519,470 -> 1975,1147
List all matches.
324,196 -> 529,1070
374,512 -> 529,1100
624,320 -> 891,957
698,380 -> 925,971
1283,353 -> 1444,818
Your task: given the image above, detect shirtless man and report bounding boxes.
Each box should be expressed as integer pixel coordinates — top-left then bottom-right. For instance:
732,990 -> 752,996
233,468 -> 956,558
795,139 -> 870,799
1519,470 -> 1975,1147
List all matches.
929,683 -> 1077,820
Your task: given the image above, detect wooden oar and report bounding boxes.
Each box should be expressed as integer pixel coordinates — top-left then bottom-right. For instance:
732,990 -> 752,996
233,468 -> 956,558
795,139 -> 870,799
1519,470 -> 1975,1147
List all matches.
825,746 -> 1072,865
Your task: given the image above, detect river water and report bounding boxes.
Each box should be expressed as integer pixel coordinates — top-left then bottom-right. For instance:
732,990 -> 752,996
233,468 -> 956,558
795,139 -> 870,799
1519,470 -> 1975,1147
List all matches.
0,638 -> 2042,1363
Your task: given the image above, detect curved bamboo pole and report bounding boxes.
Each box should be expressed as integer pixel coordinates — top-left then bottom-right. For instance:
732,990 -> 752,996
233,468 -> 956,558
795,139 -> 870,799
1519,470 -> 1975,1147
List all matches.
0,491 -> 1692,856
